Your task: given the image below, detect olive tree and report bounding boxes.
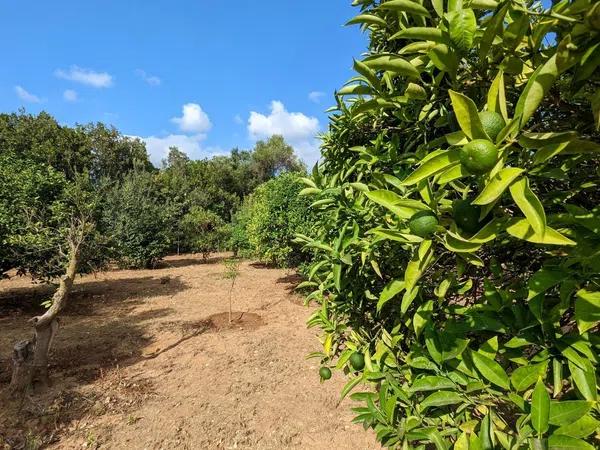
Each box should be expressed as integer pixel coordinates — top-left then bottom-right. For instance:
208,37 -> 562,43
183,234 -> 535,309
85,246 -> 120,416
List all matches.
299,0 -> 600,448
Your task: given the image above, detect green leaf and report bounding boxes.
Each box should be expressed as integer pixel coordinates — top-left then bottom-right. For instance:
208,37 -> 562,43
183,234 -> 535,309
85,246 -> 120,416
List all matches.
547,434 -> 596,450
553,359 -> 563,398
391,27 -> 446,43
447,9 -> 476,51
353,59 -> 381,89
468,219 -> 506,244
531,378 -> 550,435
471,351 -> 510,389
519,131 -> 577,149
377,279 -> 406,311
479,4 -> 507,60
554,415 -> 600,438
363,54 -> 420,78
568,361 -> 597,401
444,232 -> 483,253
472,167 -> 524,205
527,269 -> 569,301
514,55 -> 559,129
511,362 -> 548,392
429,44 -> 459,77
378,0 -> 431,16
414,300 -> 434,337
369,228 -> 424,243
409,375 -> 455,392
575,289 -> 600,334
340,375 -> 364,400
366,190 -> 428,218
549,401 -> 593,426
402,149 -> 461,185
449,90 -> 488,140
455,432 -> 469,450
509,177 -> 546,236
506,219 -> 575,246
487,70 -> 508,122
421,391 -> 464,409
333,263 -> 342,291
346,14 -> 388,27
338,84 -> 373,96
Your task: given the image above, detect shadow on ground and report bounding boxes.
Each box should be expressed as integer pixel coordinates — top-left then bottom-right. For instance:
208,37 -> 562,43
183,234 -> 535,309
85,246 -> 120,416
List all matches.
0,276 -> 190,385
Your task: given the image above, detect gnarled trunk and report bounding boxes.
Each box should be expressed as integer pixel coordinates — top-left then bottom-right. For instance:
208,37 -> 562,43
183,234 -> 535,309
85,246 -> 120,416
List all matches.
8,234 -> 81,396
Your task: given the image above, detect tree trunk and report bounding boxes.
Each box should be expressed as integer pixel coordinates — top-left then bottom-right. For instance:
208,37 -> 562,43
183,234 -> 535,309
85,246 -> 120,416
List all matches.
8,235 -> 80,396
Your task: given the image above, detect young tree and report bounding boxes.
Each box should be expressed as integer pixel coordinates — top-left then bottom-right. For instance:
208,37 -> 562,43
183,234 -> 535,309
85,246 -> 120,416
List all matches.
300,1 -> 600,448
223,258 -> 240,324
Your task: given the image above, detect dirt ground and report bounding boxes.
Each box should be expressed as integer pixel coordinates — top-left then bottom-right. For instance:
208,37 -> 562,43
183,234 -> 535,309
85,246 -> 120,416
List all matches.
0,254 -> 375,449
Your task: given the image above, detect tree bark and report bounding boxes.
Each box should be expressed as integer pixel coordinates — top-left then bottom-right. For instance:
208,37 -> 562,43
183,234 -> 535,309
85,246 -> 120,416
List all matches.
8,228 -> 82,395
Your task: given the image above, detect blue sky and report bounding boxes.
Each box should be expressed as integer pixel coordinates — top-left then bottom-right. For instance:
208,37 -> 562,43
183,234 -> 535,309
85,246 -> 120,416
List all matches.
0,1 -> 367,166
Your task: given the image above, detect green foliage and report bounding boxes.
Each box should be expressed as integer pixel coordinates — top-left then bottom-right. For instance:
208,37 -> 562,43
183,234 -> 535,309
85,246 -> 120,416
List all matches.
242,172 -> 314,267
0,111 -> 152,181
181,206 -> 227,259
0,152 -> 106,279
101,171 -> 171,269
301,1 -> 600,448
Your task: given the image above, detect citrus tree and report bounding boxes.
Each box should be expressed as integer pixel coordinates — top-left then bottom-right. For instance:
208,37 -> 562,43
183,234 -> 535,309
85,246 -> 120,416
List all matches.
243,172 -> 314,267
297,0 -> 600,448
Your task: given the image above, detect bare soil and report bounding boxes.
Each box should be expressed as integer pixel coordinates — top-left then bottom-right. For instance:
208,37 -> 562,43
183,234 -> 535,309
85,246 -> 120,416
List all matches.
0,254 -> 374,449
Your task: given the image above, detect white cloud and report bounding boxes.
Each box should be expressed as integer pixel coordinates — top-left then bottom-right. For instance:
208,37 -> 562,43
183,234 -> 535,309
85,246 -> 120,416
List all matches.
234,114 -> 244,125
308,91 -> 325,103
63,89 -> 78,102
135,69 -> 161,86
247,100 -> 321,165
54,66 -> 113,88
140,134 -> 224,166
15,85 -> 43,103
171,103 -> 212,134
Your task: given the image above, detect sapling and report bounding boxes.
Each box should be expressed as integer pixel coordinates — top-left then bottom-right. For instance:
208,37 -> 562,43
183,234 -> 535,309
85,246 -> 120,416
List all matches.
223,258 -> 240,324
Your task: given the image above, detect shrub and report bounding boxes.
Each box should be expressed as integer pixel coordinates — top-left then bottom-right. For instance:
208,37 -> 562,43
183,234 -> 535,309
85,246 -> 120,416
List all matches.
181,206 -> 227,259
299,1 -> 600,449
243,172 -> 314,267
101,171 -> 170,268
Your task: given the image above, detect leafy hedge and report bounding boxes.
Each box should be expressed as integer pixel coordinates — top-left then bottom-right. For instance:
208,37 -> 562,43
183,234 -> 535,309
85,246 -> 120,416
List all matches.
298,0 -> 600,448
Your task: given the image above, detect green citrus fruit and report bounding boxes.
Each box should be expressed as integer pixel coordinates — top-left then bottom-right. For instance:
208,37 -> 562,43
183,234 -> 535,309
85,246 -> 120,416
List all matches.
409,211 -> 439,238
459,139 -> 498,175
319,367 -> 332,380
478,111 -> 505,142
349,352 -> 365,371
453,199 -> 481,234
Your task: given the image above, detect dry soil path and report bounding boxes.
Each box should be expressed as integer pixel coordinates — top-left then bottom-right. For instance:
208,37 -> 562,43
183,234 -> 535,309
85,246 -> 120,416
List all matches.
0,255 -> 375,449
